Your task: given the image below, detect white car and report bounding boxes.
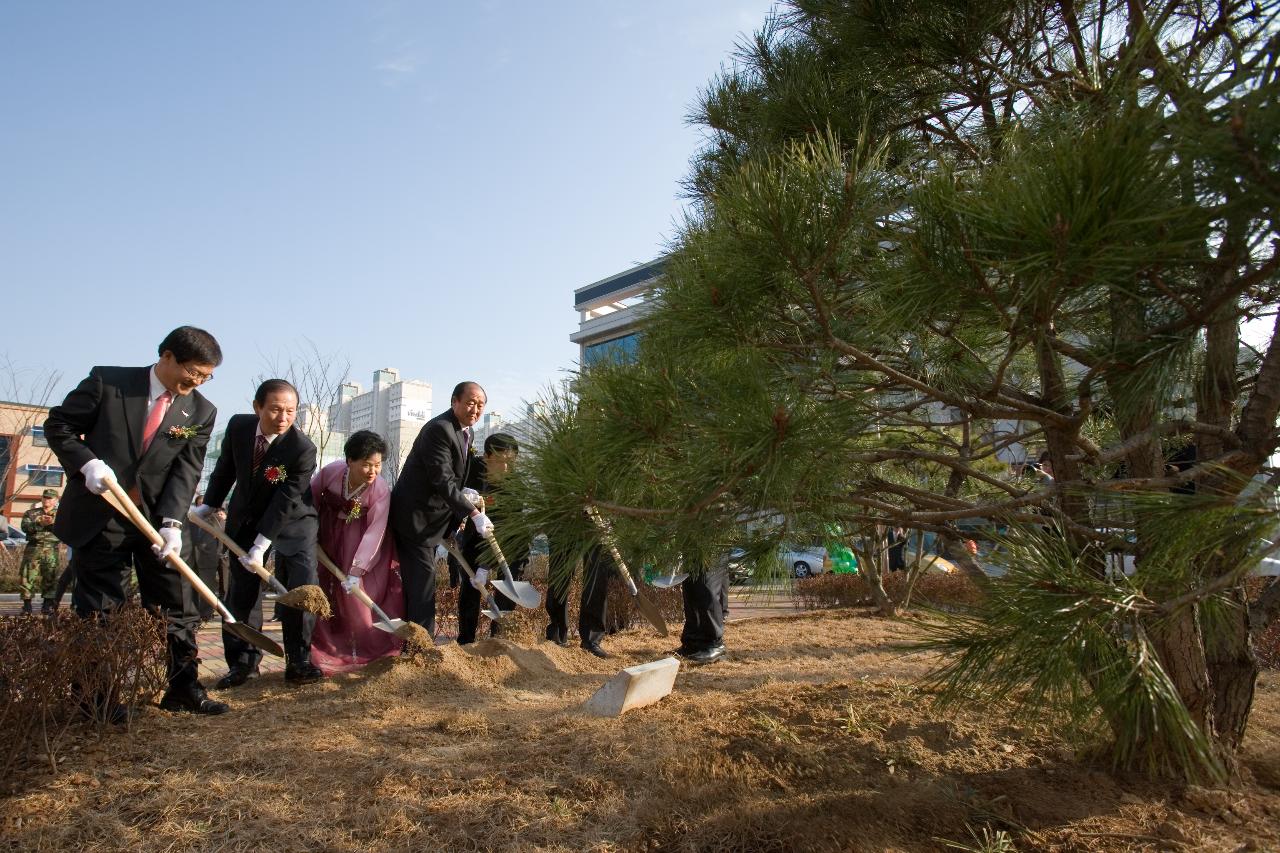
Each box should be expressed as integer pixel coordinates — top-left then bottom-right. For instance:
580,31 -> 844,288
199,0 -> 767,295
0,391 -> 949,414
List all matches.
780,546 -> 827,578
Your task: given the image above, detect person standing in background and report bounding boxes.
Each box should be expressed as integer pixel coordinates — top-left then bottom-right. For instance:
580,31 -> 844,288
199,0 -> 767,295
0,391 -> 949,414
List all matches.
19,489 -> 62,615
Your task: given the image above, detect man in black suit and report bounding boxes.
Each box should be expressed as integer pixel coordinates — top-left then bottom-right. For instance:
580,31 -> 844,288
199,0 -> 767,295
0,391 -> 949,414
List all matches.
197,379 -> 322,686
455,432 -> 527,644
44,326 -> 227,717
390,381 -> 491,637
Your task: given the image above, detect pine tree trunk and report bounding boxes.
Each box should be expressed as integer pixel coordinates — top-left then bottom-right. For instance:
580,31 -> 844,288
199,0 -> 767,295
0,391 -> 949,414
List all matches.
1147,606 -> 1214,736
853,531 -> 897,617
1203,585 -> 1257,775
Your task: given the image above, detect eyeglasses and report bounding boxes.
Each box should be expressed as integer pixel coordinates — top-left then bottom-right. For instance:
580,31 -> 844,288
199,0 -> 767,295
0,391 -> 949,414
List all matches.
181,364 -> 215,384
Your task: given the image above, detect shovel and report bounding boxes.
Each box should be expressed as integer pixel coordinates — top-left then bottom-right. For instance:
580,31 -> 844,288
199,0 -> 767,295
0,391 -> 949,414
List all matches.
585,505 -> 669,637
480,530 -> 542,609
314,546 -> 431,647
186,510 -> 331,618
472,499 -> 541,609
439,536 -> 506,623
464,495 -> 541,609
647,565 -> 689,589
100,479 -> 283,658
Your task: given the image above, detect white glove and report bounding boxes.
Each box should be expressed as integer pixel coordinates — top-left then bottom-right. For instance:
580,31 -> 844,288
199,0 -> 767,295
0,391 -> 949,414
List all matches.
152,526 -> 182,562
81,459 -> 116,496
240,543 -> 268,569
471,567 -> 489,590
341,574 -> 361,594
472,511 -> 491,537
461,487 -> 483,508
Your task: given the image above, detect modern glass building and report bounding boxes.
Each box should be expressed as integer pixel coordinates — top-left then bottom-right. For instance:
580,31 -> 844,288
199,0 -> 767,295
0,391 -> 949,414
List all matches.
570,258 -> 664,367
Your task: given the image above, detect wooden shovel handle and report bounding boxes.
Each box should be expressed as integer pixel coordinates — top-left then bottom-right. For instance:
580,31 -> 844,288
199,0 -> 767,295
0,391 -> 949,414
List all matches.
186,510 -> 286,593
440,537 -> 504,615
586,505 -> 641,595
315,546 -> 382,613
100,479 -> 234,621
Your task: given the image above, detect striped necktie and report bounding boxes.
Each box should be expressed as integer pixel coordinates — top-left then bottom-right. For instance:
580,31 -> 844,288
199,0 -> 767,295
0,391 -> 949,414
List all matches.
253,434 -> 268,471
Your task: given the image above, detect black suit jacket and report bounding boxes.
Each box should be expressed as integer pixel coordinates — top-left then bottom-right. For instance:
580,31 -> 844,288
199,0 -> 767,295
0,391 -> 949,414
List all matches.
45,366 -> 217,548
202,414 -> 318,556
459,456 -> 529,570
390,409 -> 475,545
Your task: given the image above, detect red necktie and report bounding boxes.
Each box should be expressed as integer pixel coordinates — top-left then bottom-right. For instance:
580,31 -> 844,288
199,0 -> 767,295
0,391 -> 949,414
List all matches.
141,390 -> 172,452
253,434 -> 268,471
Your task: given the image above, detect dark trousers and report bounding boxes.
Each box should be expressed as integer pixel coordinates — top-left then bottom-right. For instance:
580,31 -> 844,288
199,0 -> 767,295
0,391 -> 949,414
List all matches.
578,547 -> 615,646
223,542 -> 317,668
681,564 -> 728,652
54,563 -> 76,604
193,559 -> 220,621
396,531 -> 438,637
70,517 -> 201,689
457,562 -> 522,644
545,544 -> 614,646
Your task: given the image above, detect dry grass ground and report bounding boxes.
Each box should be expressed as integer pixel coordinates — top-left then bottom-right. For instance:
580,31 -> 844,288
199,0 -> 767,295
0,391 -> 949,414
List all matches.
2,608 -> 1279,852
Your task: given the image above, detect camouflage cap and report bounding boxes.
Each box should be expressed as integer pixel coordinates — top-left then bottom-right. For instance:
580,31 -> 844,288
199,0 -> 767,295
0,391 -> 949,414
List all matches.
41,489 -> 58,498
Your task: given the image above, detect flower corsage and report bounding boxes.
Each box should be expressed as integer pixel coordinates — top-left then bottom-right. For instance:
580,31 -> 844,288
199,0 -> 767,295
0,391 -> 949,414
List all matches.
168,425 -> 198,440
264,464 -> 287,485
344,498 -> 363,524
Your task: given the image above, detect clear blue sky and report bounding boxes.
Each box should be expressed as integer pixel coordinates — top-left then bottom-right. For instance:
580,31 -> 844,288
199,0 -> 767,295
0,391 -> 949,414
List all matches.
1,1 -> 774,423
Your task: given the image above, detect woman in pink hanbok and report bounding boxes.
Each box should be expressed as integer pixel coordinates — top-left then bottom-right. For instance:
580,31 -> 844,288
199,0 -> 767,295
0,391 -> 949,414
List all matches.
310,430 -> 403,674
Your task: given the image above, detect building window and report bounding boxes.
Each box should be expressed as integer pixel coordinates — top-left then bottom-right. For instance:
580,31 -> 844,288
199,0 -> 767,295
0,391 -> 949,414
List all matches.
584,333 -> 641,367
25,465 -> 64,488
29,426 -> 48,447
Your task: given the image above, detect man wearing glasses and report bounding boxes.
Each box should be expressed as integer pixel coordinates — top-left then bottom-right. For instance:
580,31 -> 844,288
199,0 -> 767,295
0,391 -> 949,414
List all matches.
44,326 -> 227,719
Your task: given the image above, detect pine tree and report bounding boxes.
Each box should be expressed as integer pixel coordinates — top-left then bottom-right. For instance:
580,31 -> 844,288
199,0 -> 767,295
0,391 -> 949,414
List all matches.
506,0 -> 1280,782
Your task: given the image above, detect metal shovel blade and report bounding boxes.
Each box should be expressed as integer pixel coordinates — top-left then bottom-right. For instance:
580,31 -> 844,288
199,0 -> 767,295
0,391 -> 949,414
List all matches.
224,621 -> 284,658
371,618 -> 409,635
492,577 -> 542,609
648,572 -> 689,589
632,591 -> 669,637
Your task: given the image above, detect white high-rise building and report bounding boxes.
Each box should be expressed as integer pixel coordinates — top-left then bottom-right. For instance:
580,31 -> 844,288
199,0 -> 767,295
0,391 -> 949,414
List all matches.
472,412 -> 504,448
328,368 -> 432,483
297,403 -> 347,470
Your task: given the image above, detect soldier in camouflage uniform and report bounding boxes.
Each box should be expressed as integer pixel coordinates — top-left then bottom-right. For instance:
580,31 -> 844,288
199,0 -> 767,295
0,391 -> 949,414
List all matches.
20,489 -> 62,614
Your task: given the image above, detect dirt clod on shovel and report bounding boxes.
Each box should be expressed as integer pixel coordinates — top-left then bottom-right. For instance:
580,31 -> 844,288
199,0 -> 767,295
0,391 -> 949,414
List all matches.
275,585 -> 332,618
396,622 -> 436,654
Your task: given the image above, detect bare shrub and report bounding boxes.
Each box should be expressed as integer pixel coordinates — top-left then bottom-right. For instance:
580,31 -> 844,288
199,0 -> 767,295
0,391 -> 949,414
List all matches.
0,605 -> 167,781
796,572 -> 986,612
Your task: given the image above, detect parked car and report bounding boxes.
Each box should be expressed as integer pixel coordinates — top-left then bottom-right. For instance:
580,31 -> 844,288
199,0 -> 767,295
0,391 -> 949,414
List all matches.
724,548 -> 750,584
1,528 -> 28,551
780,545 -> 827,578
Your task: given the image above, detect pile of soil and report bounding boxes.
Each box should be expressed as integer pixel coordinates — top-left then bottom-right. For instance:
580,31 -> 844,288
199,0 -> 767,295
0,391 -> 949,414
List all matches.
2,609 -> 1278,851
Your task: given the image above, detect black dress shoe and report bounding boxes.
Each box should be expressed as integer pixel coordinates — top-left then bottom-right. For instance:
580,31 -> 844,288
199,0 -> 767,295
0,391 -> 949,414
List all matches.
284,661 -> 324,685
684,644 -> 726,665
215,666 -> 259,690
159,683 -> 229,716
581,642 -> 611,659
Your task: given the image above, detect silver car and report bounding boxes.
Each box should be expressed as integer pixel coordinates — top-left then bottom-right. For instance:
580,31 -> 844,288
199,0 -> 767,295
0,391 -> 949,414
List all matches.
780,545 -> 827,578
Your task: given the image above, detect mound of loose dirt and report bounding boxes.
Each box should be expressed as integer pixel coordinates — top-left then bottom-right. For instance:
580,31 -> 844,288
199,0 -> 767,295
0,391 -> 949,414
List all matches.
3,610 -> 1279,852
275,584 -> 332,619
